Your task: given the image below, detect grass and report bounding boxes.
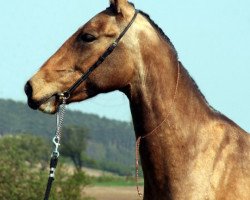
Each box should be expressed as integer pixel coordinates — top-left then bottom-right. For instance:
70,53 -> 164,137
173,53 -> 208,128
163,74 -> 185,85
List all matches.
90,175 -> 144,187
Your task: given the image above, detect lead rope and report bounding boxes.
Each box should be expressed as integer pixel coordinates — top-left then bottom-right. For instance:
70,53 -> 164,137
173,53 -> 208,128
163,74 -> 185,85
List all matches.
43,96 -> 67,200
135,62 -> 181,198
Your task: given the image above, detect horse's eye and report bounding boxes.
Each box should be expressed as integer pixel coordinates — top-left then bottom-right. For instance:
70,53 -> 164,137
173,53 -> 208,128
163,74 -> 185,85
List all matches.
80,33 -> 97,43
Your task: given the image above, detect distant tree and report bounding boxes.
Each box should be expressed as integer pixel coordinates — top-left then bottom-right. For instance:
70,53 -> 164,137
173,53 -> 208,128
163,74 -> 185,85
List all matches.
61,126 -> 91,171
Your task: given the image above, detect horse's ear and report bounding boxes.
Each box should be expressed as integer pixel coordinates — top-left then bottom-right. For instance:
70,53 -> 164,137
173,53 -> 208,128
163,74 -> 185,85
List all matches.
109,0 -> 129,15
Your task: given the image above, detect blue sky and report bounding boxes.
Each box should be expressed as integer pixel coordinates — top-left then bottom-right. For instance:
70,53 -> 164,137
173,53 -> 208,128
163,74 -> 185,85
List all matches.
0,0 -> 249,131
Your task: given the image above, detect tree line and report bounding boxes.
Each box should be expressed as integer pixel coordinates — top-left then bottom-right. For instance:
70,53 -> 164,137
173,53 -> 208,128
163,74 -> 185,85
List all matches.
0,99 -> 136,176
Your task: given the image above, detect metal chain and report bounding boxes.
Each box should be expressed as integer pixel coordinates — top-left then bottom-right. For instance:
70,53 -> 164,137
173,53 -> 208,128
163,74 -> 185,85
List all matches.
56,98 -> 66,140
44,97 -> 67,200
52,97 -> 67,158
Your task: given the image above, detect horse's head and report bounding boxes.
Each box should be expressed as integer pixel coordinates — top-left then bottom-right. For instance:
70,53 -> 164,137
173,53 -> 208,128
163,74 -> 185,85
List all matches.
24,0 -> 139,113
25,0 -> 163,114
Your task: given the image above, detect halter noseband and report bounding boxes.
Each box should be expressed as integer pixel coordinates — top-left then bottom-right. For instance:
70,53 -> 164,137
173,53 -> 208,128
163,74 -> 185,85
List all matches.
59,9 -> 139,100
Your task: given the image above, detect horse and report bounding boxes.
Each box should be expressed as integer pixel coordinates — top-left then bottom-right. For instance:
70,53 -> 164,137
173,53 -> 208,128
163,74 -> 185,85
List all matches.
24,0 -> 250,199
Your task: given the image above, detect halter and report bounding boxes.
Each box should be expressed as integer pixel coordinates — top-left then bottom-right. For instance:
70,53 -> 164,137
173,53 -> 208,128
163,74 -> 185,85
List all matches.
43,9 -> 139,200
60,9 -> 139,100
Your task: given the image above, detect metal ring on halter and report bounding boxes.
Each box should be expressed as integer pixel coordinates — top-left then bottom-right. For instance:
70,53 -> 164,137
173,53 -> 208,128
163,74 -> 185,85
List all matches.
58,92 -> 70,101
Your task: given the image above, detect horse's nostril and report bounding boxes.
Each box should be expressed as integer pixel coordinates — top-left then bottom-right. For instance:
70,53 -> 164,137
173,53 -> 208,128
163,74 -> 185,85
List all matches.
24,81 -> 33,97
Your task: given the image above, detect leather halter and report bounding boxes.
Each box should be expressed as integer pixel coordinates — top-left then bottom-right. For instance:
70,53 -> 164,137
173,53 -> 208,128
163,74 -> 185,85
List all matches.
59,10 -> 139,100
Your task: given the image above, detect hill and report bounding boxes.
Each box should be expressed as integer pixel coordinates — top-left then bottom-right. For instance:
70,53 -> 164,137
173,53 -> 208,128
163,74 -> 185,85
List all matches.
0,99 -> 135,175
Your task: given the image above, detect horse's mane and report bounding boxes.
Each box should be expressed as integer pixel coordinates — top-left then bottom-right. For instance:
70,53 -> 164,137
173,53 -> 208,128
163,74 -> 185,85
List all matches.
128,5 -> 210,108
109,3 -> 240,127
129,5 -> 214,112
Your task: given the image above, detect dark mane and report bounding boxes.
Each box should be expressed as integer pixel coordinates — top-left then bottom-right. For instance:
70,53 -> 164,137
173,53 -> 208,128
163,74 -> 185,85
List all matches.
129,6 -> 210,110
129,5 -> 211,110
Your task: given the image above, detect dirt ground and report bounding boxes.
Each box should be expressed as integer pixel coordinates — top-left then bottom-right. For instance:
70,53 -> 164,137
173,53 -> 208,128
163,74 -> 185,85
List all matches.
84,186 -> 143,200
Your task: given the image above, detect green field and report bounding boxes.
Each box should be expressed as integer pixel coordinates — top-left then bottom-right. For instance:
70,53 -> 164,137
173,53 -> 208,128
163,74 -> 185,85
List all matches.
90,175 -> 144,187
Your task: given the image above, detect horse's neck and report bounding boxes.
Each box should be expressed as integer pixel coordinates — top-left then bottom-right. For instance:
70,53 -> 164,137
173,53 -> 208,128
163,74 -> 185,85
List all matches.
128,41 -> 211,138
126,40 -> 213,196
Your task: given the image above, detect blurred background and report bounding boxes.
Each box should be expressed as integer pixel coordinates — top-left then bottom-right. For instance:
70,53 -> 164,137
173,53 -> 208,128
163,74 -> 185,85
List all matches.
0,0 -> 249,199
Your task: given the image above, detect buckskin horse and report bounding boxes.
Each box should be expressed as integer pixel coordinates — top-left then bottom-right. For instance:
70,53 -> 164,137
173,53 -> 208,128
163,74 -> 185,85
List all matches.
24,0 -> 250,199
